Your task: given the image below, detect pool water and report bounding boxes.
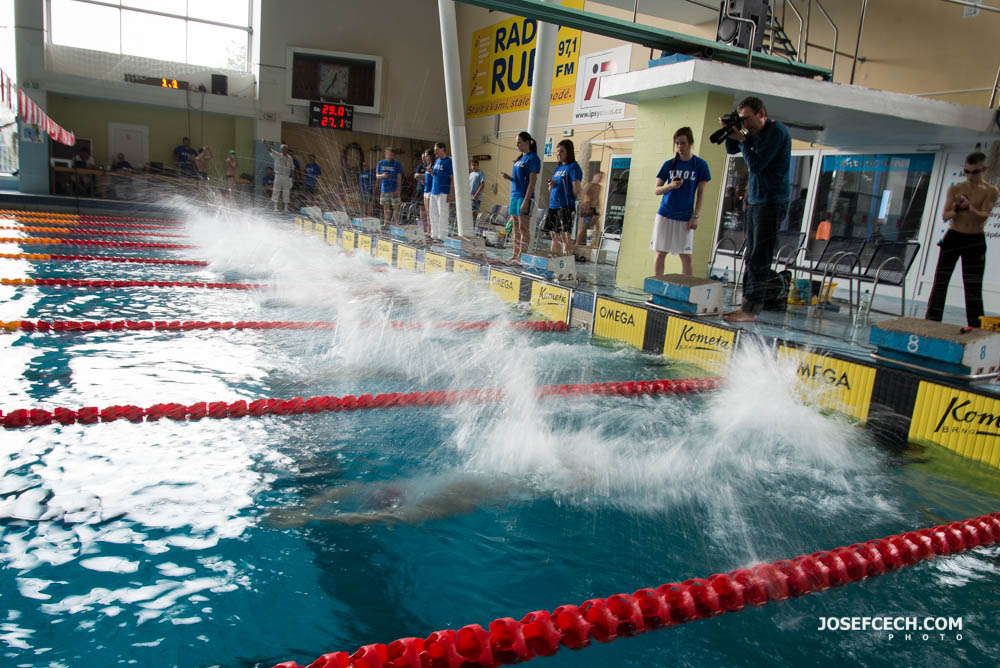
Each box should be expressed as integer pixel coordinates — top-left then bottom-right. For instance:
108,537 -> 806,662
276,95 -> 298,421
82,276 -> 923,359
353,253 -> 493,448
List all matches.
1,210 -> 999,668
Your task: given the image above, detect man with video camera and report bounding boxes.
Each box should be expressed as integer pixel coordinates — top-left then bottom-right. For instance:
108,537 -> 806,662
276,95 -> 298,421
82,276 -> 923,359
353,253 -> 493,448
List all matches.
718,96 -> 791,323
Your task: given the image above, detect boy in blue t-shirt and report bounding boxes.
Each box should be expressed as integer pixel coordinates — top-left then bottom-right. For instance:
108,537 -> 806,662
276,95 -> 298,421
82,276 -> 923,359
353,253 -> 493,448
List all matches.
651,127 -> 711,276
428,142 -> 454,240
304,153 -> 322,204
376,147 -> 404,226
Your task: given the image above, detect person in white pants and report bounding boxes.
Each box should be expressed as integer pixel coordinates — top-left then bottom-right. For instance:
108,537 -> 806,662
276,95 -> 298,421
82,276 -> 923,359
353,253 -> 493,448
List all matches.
263,137 -> 293,211
428,141 -> 454,240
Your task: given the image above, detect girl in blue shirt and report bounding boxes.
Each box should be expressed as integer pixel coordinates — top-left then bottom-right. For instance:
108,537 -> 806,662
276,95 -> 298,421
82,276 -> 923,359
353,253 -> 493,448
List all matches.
651,126 -> 711,276
544,139 -> 583,258
501,131 -> 540,262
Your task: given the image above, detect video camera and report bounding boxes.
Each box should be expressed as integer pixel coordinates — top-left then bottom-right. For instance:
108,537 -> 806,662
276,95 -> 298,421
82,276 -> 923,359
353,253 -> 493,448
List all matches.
710,111 -> 743,145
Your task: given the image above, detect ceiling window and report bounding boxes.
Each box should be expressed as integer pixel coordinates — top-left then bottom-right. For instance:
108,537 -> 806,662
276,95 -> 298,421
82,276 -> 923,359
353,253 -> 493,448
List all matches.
49,0 -> 252,71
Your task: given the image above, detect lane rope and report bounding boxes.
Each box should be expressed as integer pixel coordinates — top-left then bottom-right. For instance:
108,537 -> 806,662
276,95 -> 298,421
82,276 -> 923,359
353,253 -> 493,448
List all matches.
0,278 -> 261,289
0,377 -> 717,428
0,210 -> 179,224
0,218 -> 182,230
0,237 -> 196,249
0,225 -> 187,238
2,319 -> 570,333
270,512 -> 1000,668
0,253 -> 207,266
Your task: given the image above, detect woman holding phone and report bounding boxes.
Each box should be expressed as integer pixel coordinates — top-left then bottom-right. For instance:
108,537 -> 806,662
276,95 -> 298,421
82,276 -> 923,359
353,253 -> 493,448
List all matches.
651,126 -> 711,276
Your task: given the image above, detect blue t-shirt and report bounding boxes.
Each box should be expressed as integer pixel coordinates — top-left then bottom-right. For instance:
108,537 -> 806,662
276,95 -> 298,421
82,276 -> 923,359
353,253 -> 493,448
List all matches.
469,170 -> 485,201
377,158 -> 403,193
305,162 -> 321,186
418,165 -> 433,194
359,169 -> 375,195
656,155 -> 711,221
174,145 -> 197,165
511,152 -> 541,198
263,172 -> 275,186
431,157 -> 453,195
549,161 -> 583,209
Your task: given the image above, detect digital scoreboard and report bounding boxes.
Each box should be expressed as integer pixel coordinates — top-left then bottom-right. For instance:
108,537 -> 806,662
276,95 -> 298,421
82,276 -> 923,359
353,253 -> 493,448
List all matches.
125,73 -> 190,90
308,101 -> 354,130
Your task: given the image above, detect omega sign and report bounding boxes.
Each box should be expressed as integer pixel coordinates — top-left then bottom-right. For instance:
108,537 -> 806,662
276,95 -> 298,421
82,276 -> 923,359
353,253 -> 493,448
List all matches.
598,304 -> 635,326
797,362 -> 851,390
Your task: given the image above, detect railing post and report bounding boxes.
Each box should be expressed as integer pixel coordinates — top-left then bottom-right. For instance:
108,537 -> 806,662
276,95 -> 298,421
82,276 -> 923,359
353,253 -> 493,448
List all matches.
850,0 -> 868,84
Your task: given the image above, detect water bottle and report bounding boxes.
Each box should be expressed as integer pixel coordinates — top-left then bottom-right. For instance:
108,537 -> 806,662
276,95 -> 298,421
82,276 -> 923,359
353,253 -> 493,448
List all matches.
854,290 -> 871,329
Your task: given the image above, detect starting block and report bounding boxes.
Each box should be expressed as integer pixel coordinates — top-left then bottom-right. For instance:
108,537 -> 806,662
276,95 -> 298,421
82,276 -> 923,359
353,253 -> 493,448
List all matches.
390,225 -> 425,245
643,274 -> 724,316
520,251 -> 576,282
324,211 -> 351,227
576,246 -> 608,264
351,217 -> 381,233
869,317 -> 1000,380
443,235 -> 486,258
302,205 -> 322,219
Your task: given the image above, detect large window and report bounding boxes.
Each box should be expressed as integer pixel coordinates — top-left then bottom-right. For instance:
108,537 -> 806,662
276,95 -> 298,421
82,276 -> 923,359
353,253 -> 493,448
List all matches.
806,153 -> 933,257
49,0 -> 251,71
715,153 -> 814,251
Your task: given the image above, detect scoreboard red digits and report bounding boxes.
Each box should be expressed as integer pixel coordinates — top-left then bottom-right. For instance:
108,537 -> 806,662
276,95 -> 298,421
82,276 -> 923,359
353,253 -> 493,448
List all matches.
309,101 -> 354,130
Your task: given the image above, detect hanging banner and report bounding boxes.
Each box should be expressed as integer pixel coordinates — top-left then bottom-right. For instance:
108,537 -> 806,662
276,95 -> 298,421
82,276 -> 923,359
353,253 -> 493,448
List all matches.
465,0 -> 582,118
572,44 -> 631,124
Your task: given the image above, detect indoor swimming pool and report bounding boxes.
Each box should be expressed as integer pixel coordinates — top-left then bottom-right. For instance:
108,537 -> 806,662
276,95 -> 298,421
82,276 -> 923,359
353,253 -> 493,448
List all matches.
1,208 -> 998,668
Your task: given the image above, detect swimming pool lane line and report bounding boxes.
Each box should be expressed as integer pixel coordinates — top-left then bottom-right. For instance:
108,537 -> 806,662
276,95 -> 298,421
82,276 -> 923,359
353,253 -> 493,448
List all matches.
0,253 -> 208,266
0,278 -> 262,289
2,319 -> 569,333
0,210 -> 180,224
0,236 -> 195,249
0,225 -> 188,238
270,512 -> 1000,668
0,377 -> 719,429
0,218 -> 186,230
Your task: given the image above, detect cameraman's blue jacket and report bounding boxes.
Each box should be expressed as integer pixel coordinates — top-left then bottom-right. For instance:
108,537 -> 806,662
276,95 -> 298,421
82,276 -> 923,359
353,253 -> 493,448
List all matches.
726,119 -> 791,206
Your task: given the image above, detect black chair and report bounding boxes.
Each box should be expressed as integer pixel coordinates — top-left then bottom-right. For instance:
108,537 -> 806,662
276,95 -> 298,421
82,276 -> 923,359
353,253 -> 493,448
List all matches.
858,240 -> 921,317
814,236 -> 867,319
773,231 -> 806,271
708,236 -> 746,295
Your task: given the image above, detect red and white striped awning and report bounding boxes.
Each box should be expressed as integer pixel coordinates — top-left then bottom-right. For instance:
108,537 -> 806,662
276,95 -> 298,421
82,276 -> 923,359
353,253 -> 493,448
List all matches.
1,67 -> 76,147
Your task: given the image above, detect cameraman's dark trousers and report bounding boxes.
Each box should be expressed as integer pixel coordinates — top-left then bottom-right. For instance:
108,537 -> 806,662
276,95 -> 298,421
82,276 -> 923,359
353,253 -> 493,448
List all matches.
925,229 -> 986,327
742,203 -> 786,314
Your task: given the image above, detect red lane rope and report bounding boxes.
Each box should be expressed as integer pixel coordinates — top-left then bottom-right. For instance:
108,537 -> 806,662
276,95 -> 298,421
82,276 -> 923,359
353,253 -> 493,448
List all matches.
0,237 -> 195,249
270,512 -> 1000,668
1,278 -> 262,290
0,377 -> 717,429
3,319 -> 569,333
0,219 -> 184,230
0,212 -> 181,224
0,225 -> 188,238
0,253 -> 207,266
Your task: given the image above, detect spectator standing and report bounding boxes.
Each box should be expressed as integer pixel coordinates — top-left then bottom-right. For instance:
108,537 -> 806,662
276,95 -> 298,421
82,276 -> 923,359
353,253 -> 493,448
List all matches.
225,150 -> 238,196
429,142 -> 454,240
575,172 -> 604,247
263,138 -> 294,211
650,127 -> 711,277
304,154 -> 322,205
469,159 -> 485,213
263,167 -> 275,198
173,137 -> 198,176
376,146 -> 404,227
722,96 -> 791,323
416,148 -> 435,232
544,139 -> 583,258
501,131 -> 540,263
925,151 -> 999,327
194,146 -> 213,179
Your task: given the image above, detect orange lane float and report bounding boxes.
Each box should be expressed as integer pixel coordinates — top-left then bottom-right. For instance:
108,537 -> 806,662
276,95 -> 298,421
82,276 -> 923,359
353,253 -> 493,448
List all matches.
1,319 -> 569,333
0,252 -> 207,265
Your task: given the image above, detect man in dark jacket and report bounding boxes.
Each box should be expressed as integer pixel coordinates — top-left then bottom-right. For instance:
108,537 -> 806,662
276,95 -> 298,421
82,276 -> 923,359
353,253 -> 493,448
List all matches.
722,96 -> 791,323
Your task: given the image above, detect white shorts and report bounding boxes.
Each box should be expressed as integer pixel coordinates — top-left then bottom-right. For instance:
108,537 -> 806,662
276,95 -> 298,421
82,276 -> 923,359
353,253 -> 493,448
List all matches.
650,214 -> 693,255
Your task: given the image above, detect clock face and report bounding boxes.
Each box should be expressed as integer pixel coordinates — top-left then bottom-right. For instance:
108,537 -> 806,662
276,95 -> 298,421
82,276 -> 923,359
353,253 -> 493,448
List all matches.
318,63 -> 349,100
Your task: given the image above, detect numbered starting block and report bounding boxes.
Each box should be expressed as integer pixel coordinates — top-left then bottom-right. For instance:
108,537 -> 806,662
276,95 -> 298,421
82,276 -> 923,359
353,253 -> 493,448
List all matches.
520,251 -> 576,282
324,211 -> 351,227
301,205 -> 322,218
443,235 -> 486,258
351,216 -> 381,233
869,317 -> 1000,380
390,225 -> 425,245
643,274 -> 724,316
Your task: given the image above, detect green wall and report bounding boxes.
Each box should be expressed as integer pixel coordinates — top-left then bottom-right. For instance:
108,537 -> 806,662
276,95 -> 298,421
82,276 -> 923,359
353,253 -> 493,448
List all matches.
45,95 -> 255,179
615,91 -> 732,289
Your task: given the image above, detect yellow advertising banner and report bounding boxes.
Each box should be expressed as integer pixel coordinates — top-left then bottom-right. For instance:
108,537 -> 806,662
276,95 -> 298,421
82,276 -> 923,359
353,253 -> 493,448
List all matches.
454,259 -> 481,276
377,239 -> 394,264
909,381 -> 1000,469
313,222 -> 325,239
662,319 -> 736,374
593,297 -> 646,349
303,219 -> 313,234
777,346 -> 877,423
398,245 -> 416,271
341,229 -> 356,250
425,252 -> 447,274
325,225 -> 338,245
530,281 -> 571,323
357,234 -> 373,255
294,216 -> 304,230
466,0 -> 582,118
490,269 -> 521,303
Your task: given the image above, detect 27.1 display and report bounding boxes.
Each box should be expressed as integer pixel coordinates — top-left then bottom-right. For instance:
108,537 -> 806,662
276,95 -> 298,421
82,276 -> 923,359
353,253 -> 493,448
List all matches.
308,102 -> 354,130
